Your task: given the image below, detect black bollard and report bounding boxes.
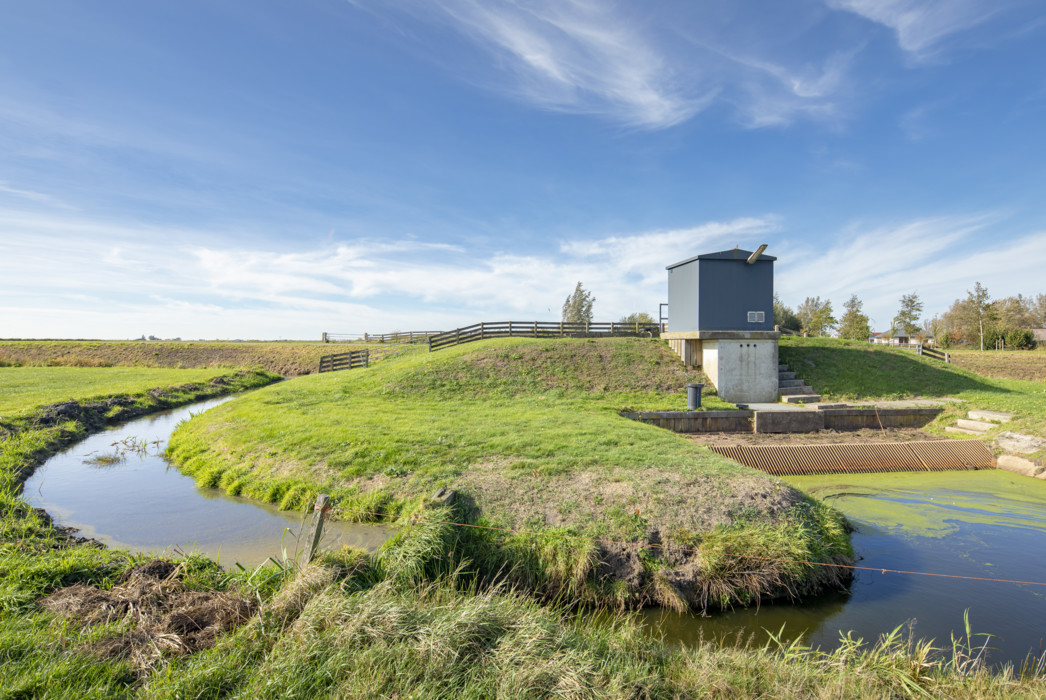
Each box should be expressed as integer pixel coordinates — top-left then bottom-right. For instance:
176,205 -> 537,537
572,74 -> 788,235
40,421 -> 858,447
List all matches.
685,382 -> 704,410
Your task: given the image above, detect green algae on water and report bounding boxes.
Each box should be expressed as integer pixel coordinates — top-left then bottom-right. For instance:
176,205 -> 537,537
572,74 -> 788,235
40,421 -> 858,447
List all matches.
786,470 -> 1046,538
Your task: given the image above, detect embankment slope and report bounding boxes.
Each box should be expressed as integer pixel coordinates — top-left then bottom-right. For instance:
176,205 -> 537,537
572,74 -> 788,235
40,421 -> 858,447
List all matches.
168,337 -> 852,611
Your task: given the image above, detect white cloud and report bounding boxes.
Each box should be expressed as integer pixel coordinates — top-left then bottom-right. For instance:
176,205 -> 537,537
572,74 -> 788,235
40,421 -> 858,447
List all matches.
826,0 -> 999,54
357,0 -> 859,129
3,207 -> 1044,339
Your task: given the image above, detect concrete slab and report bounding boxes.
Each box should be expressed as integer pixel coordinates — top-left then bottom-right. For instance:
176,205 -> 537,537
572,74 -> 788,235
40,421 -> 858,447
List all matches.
736,402 -> 813,412
945,426 -> 982,436
871,399 -> 958,408
968,410 -> 1013,423
997,455 -> 1044,478
995,432 -> 1046,455
956,419 -> 994,432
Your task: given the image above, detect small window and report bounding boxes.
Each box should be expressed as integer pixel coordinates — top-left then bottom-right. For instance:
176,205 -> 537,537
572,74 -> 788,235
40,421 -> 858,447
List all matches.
747,311 -> 765,323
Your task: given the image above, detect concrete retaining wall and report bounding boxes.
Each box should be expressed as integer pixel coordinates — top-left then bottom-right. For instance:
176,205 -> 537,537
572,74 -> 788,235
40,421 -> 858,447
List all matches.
620,410 -> 753,433
820,407 -> 941,430
622,406 -> 942,434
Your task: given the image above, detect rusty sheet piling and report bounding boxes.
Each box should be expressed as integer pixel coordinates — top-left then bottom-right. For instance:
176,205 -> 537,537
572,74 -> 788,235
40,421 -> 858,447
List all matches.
708,440 -> 994,476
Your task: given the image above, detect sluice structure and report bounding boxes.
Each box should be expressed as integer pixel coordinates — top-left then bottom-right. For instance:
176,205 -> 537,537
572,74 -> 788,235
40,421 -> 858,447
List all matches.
708,439 -> 995,476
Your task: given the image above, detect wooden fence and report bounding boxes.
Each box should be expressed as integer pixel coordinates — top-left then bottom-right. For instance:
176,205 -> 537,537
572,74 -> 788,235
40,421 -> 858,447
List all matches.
429,321 -> 662,351
918,345 -> 950,363
318,350 -> 369,373
322,331 -> 442,344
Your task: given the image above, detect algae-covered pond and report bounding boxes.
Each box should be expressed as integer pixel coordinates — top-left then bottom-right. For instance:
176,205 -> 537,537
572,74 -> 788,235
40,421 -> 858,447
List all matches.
24,397 -> 393,567
642,470 -> 1046,667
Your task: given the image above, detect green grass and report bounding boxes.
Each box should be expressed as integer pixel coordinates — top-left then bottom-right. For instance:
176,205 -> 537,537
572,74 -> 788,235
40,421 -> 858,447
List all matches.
780,336 -> 1046,447
0,366 -> 229,417
1,357 -> 1043,696
167,337 -> 852,611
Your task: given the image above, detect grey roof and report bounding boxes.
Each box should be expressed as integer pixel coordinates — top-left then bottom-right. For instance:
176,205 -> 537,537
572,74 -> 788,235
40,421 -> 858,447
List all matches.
666,248 -> 777,270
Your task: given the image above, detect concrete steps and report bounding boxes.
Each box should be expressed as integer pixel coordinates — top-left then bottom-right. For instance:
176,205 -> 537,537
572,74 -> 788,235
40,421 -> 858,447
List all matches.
945,410 -> 1014,436
777,363 -> 820,404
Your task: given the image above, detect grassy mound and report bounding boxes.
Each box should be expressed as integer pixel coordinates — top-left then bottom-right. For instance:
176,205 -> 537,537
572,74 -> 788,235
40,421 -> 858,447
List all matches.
0,340 -> 358,376
168,337 -> 852,612
780,337 -> 1046,442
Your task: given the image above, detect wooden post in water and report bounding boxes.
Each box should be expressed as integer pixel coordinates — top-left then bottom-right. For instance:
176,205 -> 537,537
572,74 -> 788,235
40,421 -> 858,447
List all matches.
307,494 -> 330,563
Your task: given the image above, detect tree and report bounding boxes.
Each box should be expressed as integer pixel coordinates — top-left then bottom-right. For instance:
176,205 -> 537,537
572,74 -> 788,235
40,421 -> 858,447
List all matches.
838,294 -> 872,340
893,293 -> 924,337
773,294 -> 801,332
995,294 -> 1034,330
562,282 -> 595,323
1031,293 -> 1046,328
619,312 -> 655,324
965,282 -> 994,351
796,296 -> 836,337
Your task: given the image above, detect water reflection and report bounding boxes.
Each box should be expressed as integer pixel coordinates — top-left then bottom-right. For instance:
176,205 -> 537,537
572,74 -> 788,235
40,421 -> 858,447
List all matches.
641,471 -> 1046,667
24,397 -> 394,568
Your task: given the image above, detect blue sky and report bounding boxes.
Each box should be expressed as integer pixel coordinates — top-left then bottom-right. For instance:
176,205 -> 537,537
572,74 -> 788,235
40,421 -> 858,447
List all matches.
1,0 -> 1044,339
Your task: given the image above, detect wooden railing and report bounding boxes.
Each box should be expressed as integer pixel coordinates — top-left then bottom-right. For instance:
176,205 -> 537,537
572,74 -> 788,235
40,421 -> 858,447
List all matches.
918,345 -> 950,363
322,331 -> 442,344
428,321 -> 662,351
318,350 -> 369,373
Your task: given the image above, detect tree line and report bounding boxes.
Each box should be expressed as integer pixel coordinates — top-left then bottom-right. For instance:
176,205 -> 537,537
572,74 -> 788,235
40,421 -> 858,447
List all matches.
775,285 -> 1045,350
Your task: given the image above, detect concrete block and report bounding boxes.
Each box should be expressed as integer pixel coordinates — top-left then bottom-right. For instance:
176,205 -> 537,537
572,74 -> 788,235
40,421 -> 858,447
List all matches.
996,454 -> 1044,478
968,410 -> 1013,423
783,394 -> 822,404
995,432 -> 1046,455
754,410 -> 824,433
956,419 -> 994,432
945,426 -> 983,436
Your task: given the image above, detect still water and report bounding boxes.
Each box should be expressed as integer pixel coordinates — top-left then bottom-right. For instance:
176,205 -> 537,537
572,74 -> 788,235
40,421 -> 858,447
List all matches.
641,470 -> 1046,667
24,397 -> 394,568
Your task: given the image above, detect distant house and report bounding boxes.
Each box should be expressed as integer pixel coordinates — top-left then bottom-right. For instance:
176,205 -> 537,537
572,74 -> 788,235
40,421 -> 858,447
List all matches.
870,332 -> 911,346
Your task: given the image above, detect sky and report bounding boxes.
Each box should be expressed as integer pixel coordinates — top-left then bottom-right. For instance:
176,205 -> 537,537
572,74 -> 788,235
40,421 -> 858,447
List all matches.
1,0 -> 1044,340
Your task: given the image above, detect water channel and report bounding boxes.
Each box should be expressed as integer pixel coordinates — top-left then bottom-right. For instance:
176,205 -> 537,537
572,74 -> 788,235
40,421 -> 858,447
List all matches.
23,398 -> 1046,667
641,470 -> 1046,667
24,397 -> 394,568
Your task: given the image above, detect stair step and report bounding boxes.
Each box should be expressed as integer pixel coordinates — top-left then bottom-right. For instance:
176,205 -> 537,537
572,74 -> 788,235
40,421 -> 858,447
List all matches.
956,419 -> 995,432
779,386 -> 814,396
778,371 -> 797,380
778,365 -> 789,371
779,379 -> 805,388
783,394 -> 821,404
945,426 -> 983,436
967,410 -> 1013,423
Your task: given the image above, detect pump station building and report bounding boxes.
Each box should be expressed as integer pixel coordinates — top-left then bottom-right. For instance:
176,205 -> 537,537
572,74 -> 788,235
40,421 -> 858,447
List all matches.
662,247 -> 780,403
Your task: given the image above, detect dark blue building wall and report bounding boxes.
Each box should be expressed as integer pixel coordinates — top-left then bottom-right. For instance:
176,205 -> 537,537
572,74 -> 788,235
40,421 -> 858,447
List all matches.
666,249 -> 775,332
697,258 -> 774,331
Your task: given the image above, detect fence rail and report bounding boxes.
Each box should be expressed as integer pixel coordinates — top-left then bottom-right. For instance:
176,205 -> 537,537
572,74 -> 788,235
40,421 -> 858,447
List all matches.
318,350 -> 369,373
428,321 -> 662,351
322,331 -> 442,344
919,345 -> 950,363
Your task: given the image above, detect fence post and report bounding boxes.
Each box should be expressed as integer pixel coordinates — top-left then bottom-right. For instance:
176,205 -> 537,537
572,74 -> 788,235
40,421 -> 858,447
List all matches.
480,321 -> 485,340
610,321 -> 614,335
322,332 -> 328,343
533,321 -> 537,337
586,321 -> 590,336
307,494 -> 330,563
363,350 -> 369,368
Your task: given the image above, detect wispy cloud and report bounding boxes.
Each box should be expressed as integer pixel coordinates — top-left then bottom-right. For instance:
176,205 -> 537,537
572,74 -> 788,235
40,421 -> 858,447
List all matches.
826,0 -> 1000,55
357,0 -> 859,129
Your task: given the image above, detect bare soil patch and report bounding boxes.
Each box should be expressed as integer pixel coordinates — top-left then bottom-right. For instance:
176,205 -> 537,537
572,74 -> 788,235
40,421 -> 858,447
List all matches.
40,560 -> 255,676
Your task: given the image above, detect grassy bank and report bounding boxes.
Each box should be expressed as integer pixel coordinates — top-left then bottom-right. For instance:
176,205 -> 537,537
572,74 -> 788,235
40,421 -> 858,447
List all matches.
779,337 -> 1046,446
2,363 -> 1043,696
168,337 -> 853,612
0,340 -> 366,377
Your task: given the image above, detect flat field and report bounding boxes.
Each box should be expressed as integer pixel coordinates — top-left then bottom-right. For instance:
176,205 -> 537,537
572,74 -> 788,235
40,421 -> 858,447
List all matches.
0,366 -> 229,416
0,340 -> 368,376
947,347 -> 1046,382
